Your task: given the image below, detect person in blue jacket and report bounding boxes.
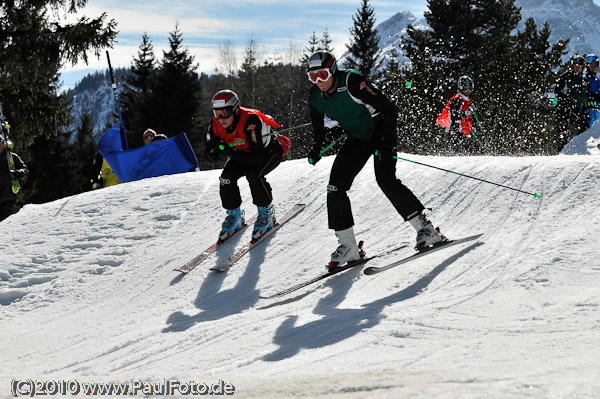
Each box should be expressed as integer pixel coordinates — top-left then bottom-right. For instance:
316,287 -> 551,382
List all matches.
585,54 -> 600,127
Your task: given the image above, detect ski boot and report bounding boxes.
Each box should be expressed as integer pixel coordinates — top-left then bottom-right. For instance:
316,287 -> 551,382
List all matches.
327,226 -> 365,270
218,207 -> 245,243
252,204 -> 276,242
408,212 -> 445,251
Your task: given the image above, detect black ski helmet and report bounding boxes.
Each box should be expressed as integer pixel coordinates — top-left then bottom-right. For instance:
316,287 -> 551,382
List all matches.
458,75 -> 474,91
307,50 -> 338,74
572,56 -> 586,66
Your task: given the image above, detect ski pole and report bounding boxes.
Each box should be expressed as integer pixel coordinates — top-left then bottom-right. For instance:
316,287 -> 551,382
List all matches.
210,131 -> 279,153
224,133 -> 278,150
308,134 -> 347,164
106,51 -> 128,150
210,122 -> 311,154
471,111 -> 492,152
393,155 -> 542,198
279,122 -> 311,133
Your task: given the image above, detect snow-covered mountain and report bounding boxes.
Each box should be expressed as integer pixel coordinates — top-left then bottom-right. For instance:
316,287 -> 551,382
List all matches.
516,0 -> 600,56
342,0 -> 600,70
65,70 -> 127,142
374,11 -> 428,65
1,138 -> 600,397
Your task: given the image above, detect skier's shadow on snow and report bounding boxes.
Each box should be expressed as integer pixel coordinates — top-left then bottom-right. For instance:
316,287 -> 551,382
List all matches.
263,242 -> 482,362
163,237 -> 269,333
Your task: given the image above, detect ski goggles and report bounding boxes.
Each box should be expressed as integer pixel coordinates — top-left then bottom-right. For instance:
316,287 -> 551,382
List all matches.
588,54 -> 599,63
307,68 -> 332,83
213,107 -> 234,120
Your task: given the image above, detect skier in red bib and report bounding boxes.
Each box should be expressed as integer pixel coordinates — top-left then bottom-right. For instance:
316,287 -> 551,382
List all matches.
436,75 -> 481,155
205,90 -> 285,242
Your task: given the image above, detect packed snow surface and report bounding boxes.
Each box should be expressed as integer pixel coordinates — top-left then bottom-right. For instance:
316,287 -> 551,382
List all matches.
1,150 -> 599,398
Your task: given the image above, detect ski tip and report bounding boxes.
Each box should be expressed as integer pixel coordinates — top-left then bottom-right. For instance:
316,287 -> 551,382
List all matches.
174,268 -> 189,274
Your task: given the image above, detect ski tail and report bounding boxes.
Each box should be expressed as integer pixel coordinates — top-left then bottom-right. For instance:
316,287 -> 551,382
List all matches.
175,214 -> 258,273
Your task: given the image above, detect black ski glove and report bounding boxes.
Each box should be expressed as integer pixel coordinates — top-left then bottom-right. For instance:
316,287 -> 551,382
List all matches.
374,144 -> 397,161
14,169 -> 28,180
307,147 -> 321,165
205,143 -> 221,162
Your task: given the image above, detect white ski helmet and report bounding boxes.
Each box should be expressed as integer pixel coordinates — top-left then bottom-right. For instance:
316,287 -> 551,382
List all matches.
211,90 -> 240,111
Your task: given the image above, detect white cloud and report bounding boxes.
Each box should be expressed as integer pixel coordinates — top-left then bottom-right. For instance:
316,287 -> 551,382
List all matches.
60,0 -> 424,84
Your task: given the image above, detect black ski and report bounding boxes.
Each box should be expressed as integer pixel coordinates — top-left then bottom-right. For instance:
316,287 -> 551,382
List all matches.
259,242 -> 408,299
210,203 -> 306,272
363,233 -> 483,275
174,214 -> 257,273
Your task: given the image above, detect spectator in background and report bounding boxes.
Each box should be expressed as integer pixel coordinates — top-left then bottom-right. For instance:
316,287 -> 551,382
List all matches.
554,56 -> 590,152
143,128 -> 157,145
585,54 -> 600,127
87,152 -> 104,190
152,134 -> 168,142
0,133 -> 28,222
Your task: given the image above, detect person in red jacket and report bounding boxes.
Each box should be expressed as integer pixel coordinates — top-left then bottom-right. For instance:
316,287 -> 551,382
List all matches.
205,90 -> 284,243
436,75 -> 481,155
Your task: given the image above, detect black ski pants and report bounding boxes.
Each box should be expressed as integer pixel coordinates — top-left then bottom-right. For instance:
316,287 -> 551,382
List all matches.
220,144 -> 283,210
327,136 -> 425,231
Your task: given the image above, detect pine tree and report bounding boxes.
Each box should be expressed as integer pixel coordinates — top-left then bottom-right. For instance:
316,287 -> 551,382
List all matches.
509,18 -> 568,154
149,24 -> 202,148
0,1 -> 117,205
345,0 -> 381,78
321,28 -> 333,52
302,30 -> 320,64
121,33 -> 158,147
401,0 -> 567,155
0,1 -> 117,149
238,35 -> 261,108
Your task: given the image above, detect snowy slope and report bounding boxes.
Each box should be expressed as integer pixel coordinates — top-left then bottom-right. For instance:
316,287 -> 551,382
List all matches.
1,153 -> 600,398
561,117 -> 600,154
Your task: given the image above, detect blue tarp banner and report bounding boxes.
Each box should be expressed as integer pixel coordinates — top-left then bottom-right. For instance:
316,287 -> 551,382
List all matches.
98,124 -> 199,183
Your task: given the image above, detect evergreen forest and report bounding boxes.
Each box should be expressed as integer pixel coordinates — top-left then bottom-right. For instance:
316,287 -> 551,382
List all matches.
0,0 -> 573,209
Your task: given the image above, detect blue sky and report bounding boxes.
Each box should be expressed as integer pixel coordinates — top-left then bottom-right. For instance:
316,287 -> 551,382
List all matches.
59,0 -> 427,87
60,0 -> 600,88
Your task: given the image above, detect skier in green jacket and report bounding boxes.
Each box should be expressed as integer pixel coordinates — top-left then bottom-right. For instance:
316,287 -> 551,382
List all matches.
306,50 -> 444,270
